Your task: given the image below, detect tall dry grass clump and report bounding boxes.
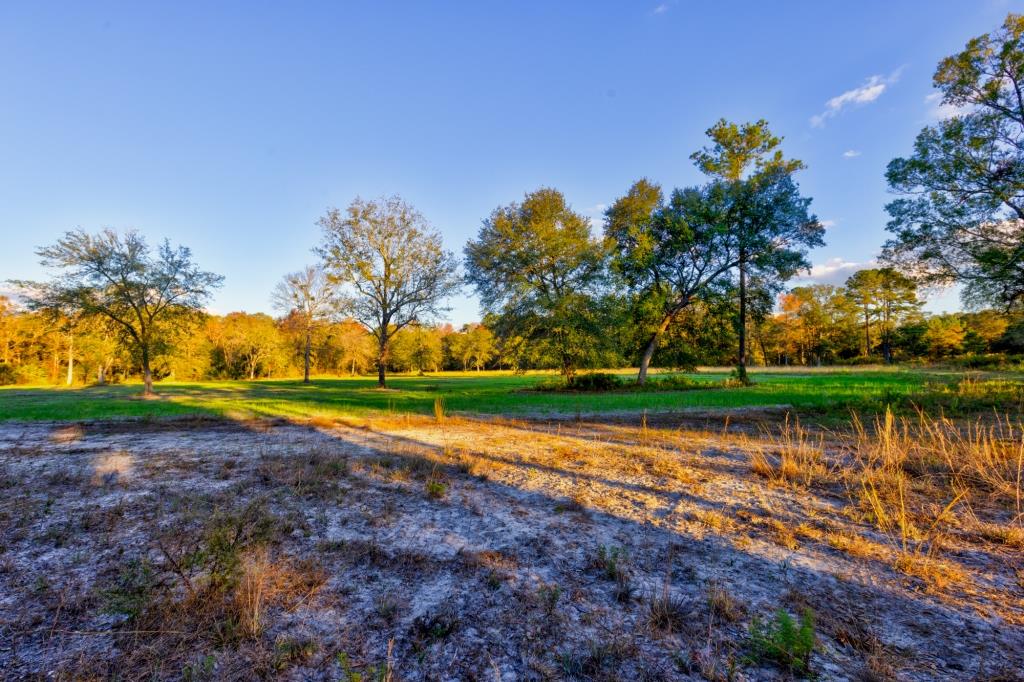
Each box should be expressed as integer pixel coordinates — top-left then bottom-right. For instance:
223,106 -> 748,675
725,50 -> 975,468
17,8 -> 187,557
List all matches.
233,548 -> 327,639
751,415 -> 830,487
844,408 -> 1023,582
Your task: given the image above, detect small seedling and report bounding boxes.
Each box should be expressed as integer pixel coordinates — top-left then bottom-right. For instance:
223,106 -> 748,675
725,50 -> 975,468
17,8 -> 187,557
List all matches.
747,608 -> 815,676
425,477 -> 447,499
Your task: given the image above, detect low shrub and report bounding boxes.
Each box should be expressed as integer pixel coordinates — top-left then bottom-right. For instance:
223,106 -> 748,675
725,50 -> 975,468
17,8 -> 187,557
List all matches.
533,372 -> 621,392
534,372 -> 718,393
568,372 -> 623,391
946,353 -> 1024,370
747,608 -> 815,676
645,374 -> 704,391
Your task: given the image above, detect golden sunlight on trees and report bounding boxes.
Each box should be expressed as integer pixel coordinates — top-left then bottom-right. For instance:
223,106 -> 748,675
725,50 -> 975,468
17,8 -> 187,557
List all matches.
317,196 -> 460,388
11,229 -> 222,395
271,265 -> 339,384
390,324 -> 443,374
465,188 -> 607,380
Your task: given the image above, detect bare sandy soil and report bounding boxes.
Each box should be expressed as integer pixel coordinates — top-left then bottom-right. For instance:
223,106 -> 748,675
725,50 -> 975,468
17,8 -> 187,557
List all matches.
0,412 -> 1021,681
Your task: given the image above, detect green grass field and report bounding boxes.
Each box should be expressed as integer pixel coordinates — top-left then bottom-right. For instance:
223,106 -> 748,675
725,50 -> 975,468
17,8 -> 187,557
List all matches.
1,366 -> 1020,422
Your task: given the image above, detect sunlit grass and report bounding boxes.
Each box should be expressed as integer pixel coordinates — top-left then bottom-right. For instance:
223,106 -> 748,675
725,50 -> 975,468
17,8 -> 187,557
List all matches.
0,367 -> 1020,421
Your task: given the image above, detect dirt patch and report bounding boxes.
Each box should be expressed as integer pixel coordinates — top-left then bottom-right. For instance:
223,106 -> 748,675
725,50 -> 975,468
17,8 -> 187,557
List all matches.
0,415 -> 1021,680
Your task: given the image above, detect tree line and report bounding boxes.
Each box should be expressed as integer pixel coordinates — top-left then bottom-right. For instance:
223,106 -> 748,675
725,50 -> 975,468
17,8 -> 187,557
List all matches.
4,13 -> 1024,391
0,299 -> 498,387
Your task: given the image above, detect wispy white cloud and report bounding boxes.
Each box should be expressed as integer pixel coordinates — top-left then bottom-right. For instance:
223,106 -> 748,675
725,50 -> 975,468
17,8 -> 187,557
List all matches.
652,3 -> 670,14
924,92 -> 960,121
793,257 -> 875,286
820,219 -> 837,229
810,70 -> 902,128
842,149 -> 861,158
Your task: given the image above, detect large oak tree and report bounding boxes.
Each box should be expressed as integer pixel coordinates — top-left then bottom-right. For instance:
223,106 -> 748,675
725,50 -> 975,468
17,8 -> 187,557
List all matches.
317,196 -> 460,387
14,229 -> 222,395
465,188 -> 607,379
606,179 -> 735,383
884,14 -> 1024,311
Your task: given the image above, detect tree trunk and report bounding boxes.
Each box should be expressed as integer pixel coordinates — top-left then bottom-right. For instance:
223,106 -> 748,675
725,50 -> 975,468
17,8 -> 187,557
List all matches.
863,306 -> 871,357
377,338 -> 388,387
65,332 -> 74,386
97,364 -> 106,385
882,304 -> 892,364
736,251 -> 749,383
303,330 -> 312,383
637,314 -> 674,385
142,345 -> 154,396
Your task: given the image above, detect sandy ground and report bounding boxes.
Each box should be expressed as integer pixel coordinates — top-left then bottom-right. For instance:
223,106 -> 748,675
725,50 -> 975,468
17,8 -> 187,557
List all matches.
0,413 -> 1021,681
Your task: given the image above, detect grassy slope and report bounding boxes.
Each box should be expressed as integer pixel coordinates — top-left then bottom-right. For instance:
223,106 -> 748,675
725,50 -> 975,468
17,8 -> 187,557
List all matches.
0,367 -> 1000,422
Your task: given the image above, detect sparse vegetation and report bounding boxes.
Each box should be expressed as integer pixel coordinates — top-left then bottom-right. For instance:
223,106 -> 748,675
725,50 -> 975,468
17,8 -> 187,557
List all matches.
747,608 -> 816,676
6,5 -> 1024,680
2,386 -> 1024,677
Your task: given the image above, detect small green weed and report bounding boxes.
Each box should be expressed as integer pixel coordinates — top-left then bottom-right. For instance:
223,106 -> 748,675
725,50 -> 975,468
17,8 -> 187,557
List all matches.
747,608 -> 815,676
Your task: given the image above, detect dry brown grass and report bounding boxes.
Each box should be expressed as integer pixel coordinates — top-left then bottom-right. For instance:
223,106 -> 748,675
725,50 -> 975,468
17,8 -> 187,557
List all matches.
970,521 -> 1024,548
826,531 -> 885,560
7,409 -> 1024,678
752,415 -> 832,488
234,548 -> 327,639
892,553 -> 967,589
694,509 -> 734,533
838,408 -> 1024,585
706,581 -> 745,623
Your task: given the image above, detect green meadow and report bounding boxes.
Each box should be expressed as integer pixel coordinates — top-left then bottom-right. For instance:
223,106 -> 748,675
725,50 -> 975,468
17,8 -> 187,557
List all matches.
1,367 -> 1019,422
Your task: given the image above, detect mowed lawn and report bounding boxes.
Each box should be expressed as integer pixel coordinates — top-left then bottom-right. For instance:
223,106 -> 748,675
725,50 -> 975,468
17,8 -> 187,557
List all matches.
1,366 -> 1015,422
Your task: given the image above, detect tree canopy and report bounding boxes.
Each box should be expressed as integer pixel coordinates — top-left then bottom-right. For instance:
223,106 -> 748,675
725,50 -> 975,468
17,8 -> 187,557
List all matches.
692,120 -> 821,382
884,14 -> 1024,311
317,196 -> 460,387
606,179 -> 735,382
13,229 -> 222,395
464,188 -> 607,379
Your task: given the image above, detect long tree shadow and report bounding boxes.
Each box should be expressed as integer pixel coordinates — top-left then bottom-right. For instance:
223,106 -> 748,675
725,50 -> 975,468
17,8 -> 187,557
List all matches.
289,414 -> 1023,680
3,413 -> 1021,680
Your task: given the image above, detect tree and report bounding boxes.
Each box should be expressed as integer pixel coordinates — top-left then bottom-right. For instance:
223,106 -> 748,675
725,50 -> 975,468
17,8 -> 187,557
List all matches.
873,269 -> 921,363
691,119 -> 820,382
463,324 -> 495,371
961,309 -> 1009,352
464,188 -> 607,379
13,229 -> 222,395
209,312 -> 287,380
845,270 -> 881,357
0,296 -> 18,367
317,196 -> 460,388
332,319 -> 376,375
922,315 -> 966,357
74,316 -> 122,385
883,14 -> 1024,310
845,268 -> 921,362
606,179 -> 736,382
390,324 -> 443,374
271,265 -> 337,383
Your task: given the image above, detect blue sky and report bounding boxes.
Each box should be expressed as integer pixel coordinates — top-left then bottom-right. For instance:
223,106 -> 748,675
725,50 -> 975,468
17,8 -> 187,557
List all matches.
2,1 -> 1021,324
